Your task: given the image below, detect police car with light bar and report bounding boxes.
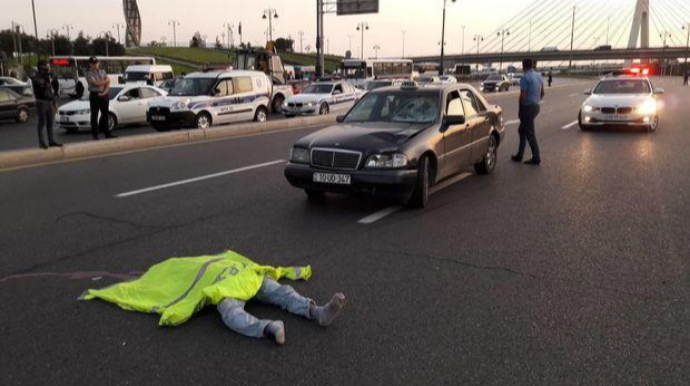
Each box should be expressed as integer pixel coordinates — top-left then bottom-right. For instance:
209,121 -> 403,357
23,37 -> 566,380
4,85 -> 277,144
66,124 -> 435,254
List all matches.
579,75 -> 664,132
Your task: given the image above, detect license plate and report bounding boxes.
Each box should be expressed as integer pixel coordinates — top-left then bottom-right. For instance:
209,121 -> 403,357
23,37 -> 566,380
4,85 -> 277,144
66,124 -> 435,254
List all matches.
606,114 -> 625,121
313,173 -> 351,185
60,117 -> 69,123
151,115 -> 166,121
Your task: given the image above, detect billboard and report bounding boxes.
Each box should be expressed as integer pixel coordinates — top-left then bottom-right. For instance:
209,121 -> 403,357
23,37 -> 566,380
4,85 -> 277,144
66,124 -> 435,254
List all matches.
337,0 -> 379,16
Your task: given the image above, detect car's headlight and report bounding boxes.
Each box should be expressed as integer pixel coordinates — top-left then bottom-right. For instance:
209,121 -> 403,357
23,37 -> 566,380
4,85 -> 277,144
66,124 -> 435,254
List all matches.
638,99 -> 657,115
583,105 -> 600,113
75,109 -> 90,115
365,153 -> 408,169
290,147 -> 310,164
306,102 -> 316,107
171,99 -> 191,111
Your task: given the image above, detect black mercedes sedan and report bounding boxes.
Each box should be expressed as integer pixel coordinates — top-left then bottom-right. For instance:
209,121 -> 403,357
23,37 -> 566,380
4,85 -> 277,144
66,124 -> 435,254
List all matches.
0,87 -> 35,123
480,74 -> 511,93
284,84 -> 505,208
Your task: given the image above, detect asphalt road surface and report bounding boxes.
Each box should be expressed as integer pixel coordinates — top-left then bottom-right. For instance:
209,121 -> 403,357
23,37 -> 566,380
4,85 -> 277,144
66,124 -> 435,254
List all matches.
1,77 -> 688,385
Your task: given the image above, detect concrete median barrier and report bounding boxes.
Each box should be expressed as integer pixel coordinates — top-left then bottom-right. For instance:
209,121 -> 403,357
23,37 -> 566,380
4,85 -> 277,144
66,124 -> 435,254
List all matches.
0,115 -> 337,172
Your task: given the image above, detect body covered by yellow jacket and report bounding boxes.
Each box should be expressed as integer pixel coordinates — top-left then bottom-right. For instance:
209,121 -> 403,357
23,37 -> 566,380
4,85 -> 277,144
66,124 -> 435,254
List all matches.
81,251 -> 312,326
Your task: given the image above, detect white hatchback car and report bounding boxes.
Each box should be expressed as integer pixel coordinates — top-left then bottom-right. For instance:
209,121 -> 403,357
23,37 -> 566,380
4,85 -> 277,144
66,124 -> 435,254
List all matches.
579,75 -> 664,132
147,70 -> 273,131
57,84 -> 167,132
282,81 -> 359,117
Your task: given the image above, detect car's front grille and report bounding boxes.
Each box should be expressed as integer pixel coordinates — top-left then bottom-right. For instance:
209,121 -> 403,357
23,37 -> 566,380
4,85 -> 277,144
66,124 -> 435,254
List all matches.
59,111 -> 77,116
311,149 -> 362,170
617,107 -> 633,114
149,107 -> 171,114
601,107 -> 616,114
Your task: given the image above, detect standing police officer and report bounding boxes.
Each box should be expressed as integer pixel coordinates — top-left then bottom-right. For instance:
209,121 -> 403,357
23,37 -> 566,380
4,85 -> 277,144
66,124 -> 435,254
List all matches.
85,57 -> 117,140
31,61 -> 61,149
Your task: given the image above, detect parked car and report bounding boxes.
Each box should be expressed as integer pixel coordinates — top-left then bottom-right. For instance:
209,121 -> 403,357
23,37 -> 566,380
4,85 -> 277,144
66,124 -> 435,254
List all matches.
0,77 -> 34,97
282,81 -> 359,117
284,83 -> 505,208
438,75 -> 458,85
0,88 -> 35,123
416,76 -> 441,86
480,75 -> 511,92
147,70 -> 273,131
579,75 -> 663,132
57,84 -> 167,133
121,65 -> 175,87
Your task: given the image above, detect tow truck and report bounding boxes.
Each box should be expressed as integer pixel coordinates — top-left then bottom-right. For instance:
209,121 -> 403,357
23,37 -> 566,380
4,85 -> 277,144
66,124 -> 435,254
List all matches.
234,46 -> 294,114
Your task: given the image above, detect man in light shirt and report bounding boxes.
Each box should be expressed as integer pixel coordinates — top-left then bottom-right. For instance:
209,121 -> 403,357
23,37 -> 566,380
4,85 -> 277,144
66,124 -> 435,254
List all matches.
85,57 -> 117,140
512,58 -> 544,166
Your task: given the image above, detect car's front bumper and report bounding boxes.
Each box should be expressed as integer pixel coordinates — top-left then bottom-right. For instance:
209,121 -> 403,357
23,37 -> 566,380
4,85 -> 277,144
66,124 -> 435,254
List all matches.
147,110 -> 196,129
283,105 -> 319,116
581,112 -> 655,126
284,163 -> 418,198
57,113 -> 91,129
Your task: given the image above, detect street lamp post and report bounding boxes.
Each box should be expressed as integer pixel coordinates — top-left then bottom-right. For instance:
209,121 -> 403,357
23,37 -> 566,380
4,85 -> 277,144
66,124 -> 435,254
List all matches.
168,20 -> 180,48
473,34 -> 483,72
63,24 -> 73,40
373,44 -> 381,59
497,29 -> 510,72
298,30 -> 305,53
13,23 -> 25,65
223,23 -> 234,50
113,23 -> 123,45
47,29 -> 59,56
100,31 -> 111,56
461,25 -> 466,57
439,0 -> 457,75
569,6 -> 577,69
262,8 -> 279,43
356,22 -> 369,59
402,30 -> 407,58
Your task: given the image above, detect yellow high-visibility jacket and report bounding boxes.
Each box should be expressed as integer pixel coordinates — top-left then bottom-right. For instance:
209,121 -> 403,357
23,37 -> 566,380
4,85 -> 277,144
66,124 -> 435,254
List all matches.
80,251 -> 312,326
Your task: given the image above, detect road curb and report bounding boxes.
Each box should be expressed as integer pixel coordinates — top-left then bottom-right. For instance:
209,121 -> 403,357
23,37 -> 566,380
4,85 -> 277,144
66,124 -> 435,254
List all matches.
0,115 -> 336,172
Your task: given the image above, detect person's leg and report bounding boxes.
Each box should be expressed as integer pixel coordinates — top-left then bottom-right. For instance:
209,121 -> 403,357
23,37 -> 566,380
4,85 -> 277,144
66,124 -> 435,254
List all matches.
98,97 -> 111,137
255,277 -> 345,327
217,298 -> 285,344
524,104 -> 541,163
89,94 -> 99,140
513,107 -> 527,161
46,104 -> 59,146
36,101 -> 47,148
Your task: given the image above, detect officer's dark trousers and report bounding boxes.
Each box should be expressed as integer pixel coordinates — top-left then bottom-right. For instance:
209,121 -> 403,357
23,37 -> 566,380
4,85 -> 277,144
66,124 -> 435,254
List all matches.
36,100 -> 55,145
516,103 -> 541,162
89,92 -> 111,138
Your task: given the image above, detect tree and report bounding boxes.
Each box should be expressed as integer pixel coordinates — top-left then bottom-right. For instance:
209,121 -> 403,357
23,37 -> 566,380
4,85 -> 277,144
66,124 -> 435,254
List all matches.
190,32 -> 205,48
214,36 -> 223,49
73,32 -> 91,55
92,35 -> 125,56
274,37 -> 294,53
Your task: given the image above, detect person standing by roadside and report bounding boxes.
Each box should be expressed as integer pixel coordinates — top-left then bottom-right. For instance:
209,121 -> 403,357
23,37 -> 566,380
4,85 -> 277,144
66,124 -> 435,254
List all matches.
86,57 -> 117,140
512,58 -> 544,166
548,68 -> 553,88
683,70 -> 689,86
30,61 -> 61,149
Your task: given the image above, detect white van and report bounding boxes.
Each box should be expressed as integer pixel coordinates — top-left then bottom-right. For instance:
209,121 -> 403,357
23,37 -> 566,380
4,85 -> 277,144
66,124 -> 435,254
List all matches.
147,70 -> 272,131
122,65 -> 174,88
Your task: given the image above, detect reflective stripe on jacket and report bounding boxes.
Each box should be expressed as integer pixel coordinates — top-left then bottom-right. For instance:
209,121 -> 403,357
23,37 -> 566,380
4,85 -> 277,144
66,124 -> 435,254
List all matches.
80,251 -> 312,326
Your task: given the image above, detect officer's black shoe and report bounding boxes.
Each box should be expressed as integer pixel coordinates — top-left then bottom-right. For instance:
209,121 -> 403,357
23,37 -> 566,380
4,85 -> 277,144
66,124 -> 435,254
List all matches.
39,143 -> 48,149
49,142 -> 63,148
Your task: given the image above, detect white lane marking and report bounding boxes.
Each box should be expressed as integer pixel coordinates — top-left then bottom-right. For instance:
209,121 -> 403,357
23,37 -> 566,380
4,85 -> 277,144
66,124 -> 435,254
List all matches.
358,206 -> 402,225
358,172 -> 472,225
568,93 -> 581,97
115,160 -> 285,198
505,119 -> 520,126
561,120 -> 579,130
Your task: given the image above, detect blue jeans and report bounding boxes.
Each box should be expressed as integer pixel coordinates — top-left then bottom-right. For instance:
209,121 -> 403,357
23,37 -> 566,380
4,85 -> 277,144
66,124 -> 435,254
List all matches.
516,103 -> 541,161
217,277 -> 314,338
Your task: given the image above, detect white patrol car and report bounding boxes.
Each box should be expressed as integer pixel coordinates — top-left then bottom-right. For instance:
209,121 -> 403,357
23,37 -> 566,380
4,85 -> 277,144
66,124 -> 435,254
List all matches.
579,75 -> 664,132
147,70 -> 273,131
282,81 -> 359,117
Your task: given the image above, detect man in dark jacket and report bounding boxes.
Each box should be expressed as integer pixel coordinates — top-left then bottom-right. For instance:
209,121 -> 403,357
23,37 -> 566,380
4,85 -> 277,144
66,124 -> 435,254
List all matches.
30,61 -> 62,149
684,70 -> 689,86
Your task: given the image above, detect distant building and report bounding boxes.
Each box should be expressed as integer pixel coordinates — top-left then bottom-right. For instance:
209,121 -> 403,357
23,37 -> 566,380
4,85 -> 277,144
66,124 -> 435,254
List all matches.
123,0 -> 142,47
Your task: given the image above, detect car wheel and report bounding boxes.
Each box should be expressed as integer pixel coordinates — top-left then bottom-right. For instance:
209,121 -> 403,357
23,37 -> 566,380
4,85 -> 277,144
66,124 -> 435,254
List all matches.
107,113 -> 117,132
305,189 -> 325,202
195,112 -> 212,129
647,116 -> 659,132
319,103 -> 330,115
272,95 -> 285,114
16,107 -> 29,123
408,156 -> 430,209
254,107 -> 268,123
475,134 -> 498,175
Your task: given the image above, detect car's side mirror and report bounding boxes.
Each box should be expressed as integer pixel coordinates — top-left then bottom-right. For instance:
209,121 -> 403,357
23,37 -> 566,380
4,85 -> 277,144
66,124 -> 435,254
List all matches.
443,115 -> 466,126
584,89 -> 592,95
654,87 -> 665,95
336,115 -> 346,123
118,95 -> 131,102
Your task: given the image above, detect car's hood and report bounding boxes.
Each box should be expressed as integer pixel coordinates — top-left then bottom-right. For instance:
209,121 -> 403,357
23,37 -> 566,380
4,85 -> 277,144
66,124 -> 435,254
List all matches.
585,94 -> 652,107
149,96 -> 208,108
295,122 -> 433,153
59,100 -> 90,112
287,93 -> 329,103
483,79 -> 502,85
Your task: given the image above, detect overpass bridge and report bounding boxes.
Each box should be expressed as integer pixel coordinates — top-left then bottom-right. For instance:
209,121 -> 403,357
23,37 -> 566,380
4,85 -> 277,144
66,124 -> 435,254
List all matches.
412,47 -> 690,66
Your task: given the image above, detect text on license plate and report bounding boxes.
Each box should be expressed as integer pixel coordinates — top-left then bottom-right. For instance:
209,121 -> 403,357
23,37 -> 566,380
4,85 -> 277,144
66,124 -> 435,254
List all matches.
313,173 -> 351,185
606,114 -> 626,121
151,115 -> 166,121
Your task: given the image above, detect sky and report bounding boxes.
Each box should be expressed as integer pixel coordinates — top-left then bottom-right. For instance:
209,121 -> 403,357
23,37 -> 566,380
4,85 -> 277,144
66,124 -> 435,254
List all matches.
2,0 -> 687,58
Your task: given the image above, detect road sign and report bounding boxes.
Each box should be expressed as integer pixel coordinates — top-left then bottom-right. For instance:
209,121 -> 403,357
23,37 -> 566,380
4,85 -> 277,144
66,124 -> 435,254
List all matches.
337,0 -> 379,16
